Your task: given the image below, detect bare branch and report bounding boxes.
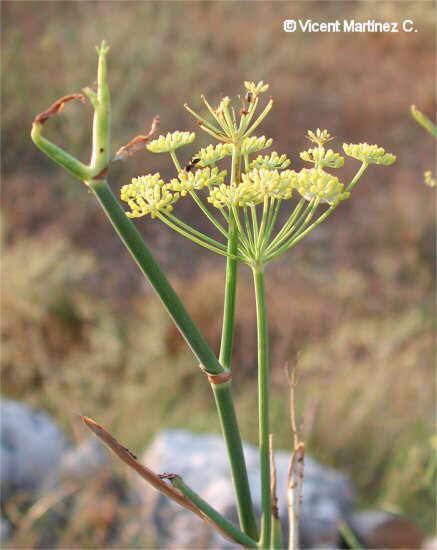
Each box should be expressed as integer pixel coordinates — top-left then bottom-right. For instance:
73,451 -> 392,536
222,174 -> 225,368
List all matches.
285,360 -> 306,550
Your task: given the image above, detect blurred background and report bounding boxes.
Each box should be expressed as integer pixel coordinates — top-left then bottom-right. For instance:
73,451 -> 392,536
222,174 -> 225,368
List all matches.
2,0 -> 436,546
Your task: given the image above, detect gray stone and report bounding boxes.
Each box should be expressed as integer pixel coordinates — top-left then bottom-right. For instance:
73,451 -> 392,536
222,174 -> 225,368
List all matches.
0,398 -> 69,500
54,436 -> 109,483
132,430 -> 355,549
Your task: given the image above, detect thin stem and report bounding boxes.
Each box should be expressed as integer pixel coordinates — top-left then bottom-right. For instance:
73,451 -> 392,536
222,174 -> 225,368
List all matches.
267,198 -> 319,257
265,198 -> 305,253
170,151 -> 182,172
243,206 -> 256,255
217,144 -> 258,539
220,219 -> 238,369
184,102 -> 223,135
256,197 -> 270,253
165,211 -> 227,251
251,205 -> 259,245
265,202 -> 336,262
346,162 -> 368,192
252,267 -> 271,548
167,476 -> 257,548
190,191 -> 228,237
262,199 -> 281,253
230,205 -> 252,256
157,212 -> 232,258
245,99 -> 273,138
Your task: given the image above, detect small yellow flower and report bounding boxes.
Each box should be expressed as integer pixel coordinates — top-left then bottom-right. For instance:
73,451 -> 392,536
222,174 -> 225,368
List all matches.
195,143 -> 233,167
250,152 -> 291,170
307,129 -> 334,146
244,81 -> 269,96
168,167 -> 227,196
242,168 -> 296,201
120,174 -> 179,218
300,146 -> 344,169
147,131 -> 195,153
241,136 -> 273,155
343,143 -> 396,166
295,168 -> 349,204
208,183 -> 261,209
424,171 -> 436,188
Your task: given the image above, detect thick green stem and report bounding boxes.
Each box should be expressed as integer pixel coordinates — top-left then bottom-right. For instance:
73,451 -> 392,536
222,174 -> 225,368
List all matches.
252,267 -> 271,548
168,475 -> 258,548
90,180 -> 223,374
31,124 -> 91,181
89,178 -> 257,539
212,382 -> 258,541
90,41 -> 111,173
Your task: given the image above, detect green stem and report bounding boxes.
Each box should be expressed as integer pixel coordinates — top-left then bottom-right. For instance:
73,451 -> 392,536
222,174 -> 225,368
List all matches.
262,199 -> 281,252
190,191 -> 228,237
265,198 -> 306,254
266,198 -> 319,258
256,197 -> 270,253
216,145 -> 258,539
220,219 -> 238,369
252,267 -> 271,548
168,476 -> 257,548
89,180 -> 223,374
90,41 -> 111,173
164,211 -> 228,251
31,125 -> 91,181
270,516 -> 283,550
212,381 -> 258,541
157,212 -> 231,258
265,203 -> 336,262
90,179 -> 256,538
170,151 -> 182,172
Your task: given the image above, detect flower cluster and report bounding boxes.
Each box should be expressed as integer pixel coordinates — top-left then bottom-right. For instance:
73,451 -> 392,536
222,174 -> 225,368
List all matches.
241,136 -> 273,155
120,174 -> 179,218
343,143 -> 396,166
195,144 -> 233,167
295,168 -> 349,205
250,152 -> 291,170
169,167 -> 227,196
147,131 -> 195,153
208,183 -> 259,208
120,82 -> 396,265
241,168 -> 296,202
300,147 -> 344,168
307,128 -> 334,146
244,81 -> 269,96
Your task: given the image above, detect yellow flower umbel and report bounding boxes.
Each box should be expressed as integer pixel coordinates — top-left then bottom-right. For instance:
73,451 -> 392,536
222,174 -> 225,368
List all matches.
343,143 -> 396,166
120,83 -> 396,266
120,174 -> 179,219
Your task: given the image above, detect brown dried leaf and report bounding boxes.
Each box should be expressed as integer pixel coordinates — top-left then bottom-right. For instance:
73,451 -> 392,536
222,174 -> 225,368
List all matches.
114,116 -> 160,161
33,94 -> 86,125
